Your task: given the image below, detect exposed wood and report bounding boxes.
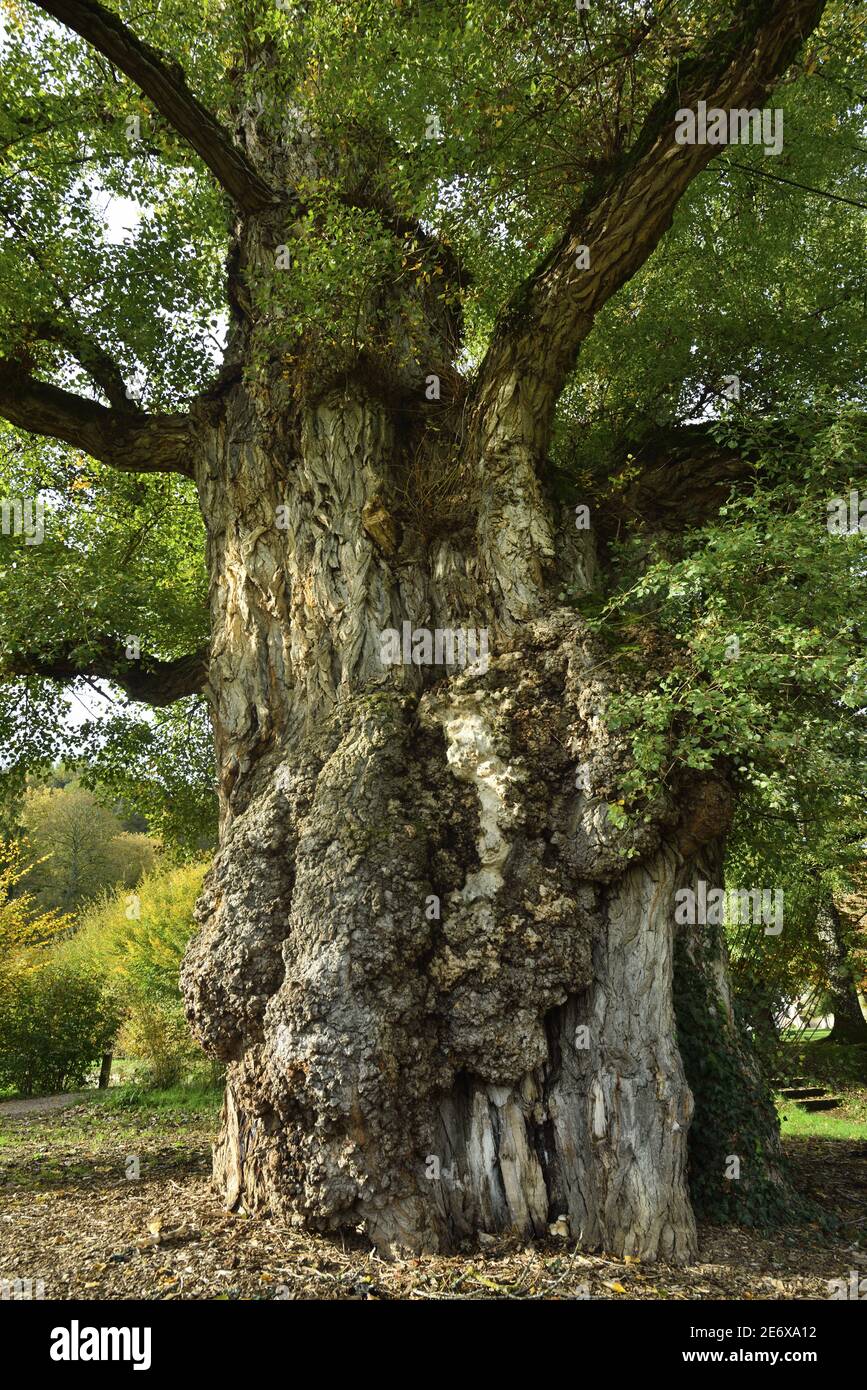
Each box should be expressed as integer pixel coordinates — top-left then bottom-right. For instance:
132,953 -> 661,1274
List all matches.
4,0 -> 832,1264
183,604 -> 705,1258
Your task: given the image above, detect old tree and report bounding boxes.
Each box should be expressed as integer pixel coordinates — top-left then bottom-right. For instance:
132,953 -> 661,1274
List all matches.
0,0 -> 864,1259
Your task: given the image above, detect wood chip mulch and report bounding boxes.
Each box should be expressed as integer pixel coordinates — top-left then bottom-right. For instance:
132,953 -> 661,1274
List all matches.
0,1101 -> 864,1300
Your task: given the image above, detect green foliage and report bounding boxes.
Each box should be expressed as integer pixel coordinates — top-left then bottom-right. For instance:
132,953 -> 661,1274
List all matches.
0,0 -> 226,413
76,700 -> 217,856
0,836 -> 71,964
61,861 -> 208,1087
0,961 -> 120,1097
587,410 -> 866,819
557,2 -> 865,450
118,999 -> 205,1090
67,860 -> 205,999
724,778 -> 867,1043
778,1039 -> 867,1089
117,863 -> 206,1006
0,438 -> 211,827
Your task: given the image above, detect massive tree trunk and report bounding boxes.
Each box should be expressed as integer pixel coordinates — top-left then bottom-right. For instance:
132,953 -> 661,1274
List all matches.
177,320 -> 727,1258
173,0 -> 826,1260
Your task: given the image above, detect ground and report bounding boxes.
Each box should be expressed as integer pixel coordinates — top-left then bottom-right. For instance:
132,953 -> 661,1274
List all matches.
0,1083 -> 864,1300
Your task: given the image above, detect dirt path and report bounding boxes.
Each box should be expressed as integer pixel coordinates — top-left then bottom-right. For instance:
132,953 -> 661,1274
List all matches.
0,1091 -> 90,1118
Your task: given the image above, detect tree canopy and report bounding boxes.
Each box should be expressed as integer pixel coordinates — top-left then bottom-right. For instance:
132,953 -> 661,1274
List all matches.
2,0 -> 862,843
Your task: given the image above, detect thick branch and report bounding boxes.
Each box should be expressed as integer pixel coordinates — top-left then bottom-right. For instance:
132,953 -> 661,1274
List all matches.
604,409 -> 866,532
474,0 -> 827,442
589,410 -> 865,536
600,424 -> 753,534
470,0 -> 827,621
31,0 -> 275,214
0,359 -> 193,475
25,319 -> 131,409
5,639 -> 209,707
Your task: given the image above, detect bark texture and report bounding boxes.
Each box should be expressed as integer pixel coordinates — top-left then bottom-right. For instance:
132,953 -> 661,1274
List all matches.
173,1 -> 827,1259
184,604 -> 702,1259
179,348 -> 709,1257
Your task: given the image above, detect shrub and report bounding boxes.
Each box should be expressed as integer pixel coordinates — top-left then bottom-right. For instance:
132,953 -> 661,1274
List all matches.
59,861 -> 209,1087
0,962 -> 120,1097
117,999 -> 200,1089
0,838 -> 71,965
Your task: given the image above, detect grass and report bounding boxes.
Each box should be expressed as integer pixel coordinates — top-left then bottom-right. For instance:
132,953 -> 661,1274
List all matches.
95,1081 -> 223,1115
779,1027 -> 831,1043
774,1038 -> 867,1139
0,1083 -> 222,1162
0,1079 -> 223,1157
0,1088 -> 862,1301
773,1038 -> 867,1139
778,1095 -> 867,1140
776,1039 -> 867,1088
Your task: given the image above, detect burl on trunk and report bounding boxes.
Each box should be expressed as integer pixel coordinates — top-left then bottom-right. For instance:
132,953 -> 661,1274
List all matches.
179,371 -> 738,1261
0,0 -> 824,1266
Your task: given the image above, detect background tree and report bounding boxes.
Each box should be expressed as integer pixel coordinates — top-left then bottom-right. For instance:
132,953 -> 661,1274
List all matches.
727,784 -> 867,1048
831,868 -> 867,1043
19,782 -> 157,912
0,0 -> 863,1259
820,899 -> 867,1044
0,838 -> 115,1100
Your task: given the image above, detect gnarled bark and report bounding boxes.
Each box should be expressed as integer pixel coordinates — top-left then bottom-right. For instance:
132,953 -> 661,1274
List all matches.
179,361 -> 711,1257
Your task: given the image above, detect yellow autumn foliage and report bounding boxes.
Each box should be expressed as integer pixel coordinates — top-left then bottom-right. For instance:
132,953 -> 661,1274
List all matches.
0,839 -> 72,972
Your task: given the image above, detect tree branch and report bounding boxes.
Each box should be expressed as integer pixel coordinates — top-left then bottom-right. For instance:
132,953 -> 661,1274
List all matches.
24,319 -> 131,409
0,358 -> 193,475
593,411 -> 863,534
474,0 -> 828,441
30,0 -> 276,214
599,423 -> 753,534
4,639 -> 209,707
470,0 -> 827,620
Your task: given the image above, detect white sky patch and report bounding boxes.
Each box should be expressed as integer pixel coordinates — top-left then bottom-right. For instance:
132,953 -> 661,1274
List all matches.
63,680 -> 125,728
56,685 -> 156,774
97,192 -> 142,245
